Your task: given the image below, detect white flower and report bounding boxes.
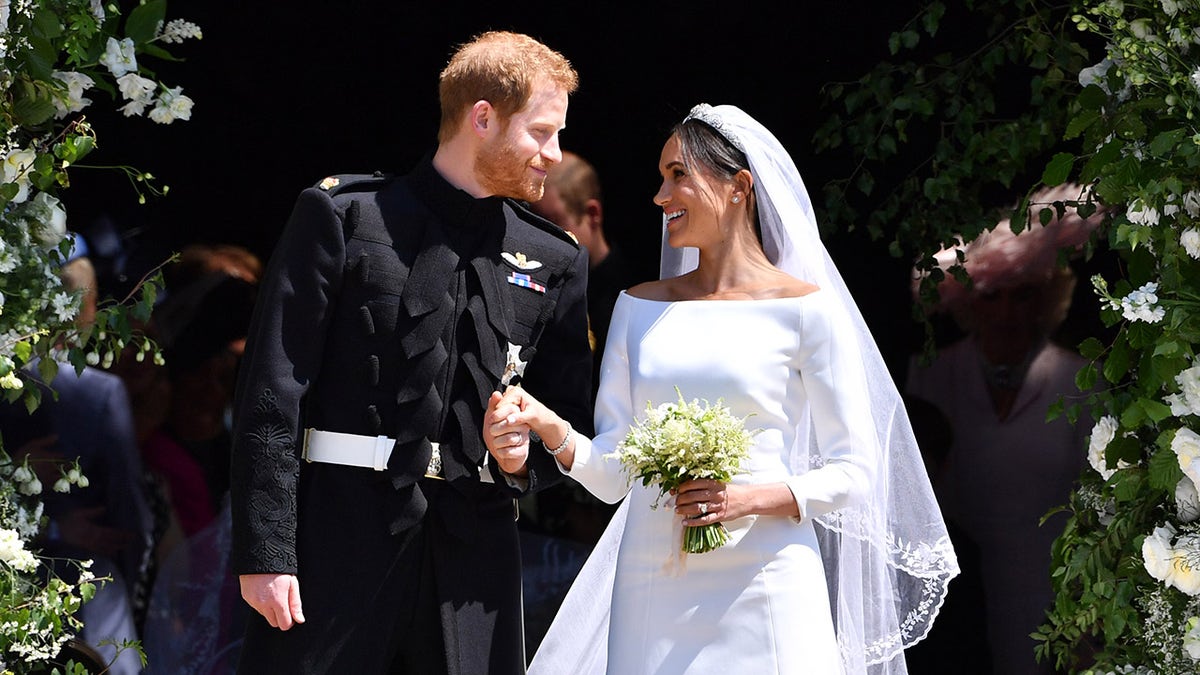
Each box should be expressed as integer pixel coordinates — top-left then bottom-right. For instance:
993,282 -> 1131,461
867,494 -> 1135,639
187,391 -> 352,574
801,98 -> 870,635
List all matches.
1127,200 -> 1161,226
116,73 -> 156,104
1186,616 -> 1200,660
12,466 -> 33,484
148,86 -> 193,124
1172,27 -> 1191,52
76,474 -> 89,488
25,192 -> 68,249
16,474 -> 40,495
1079,59 -> 1113,89
50,292 -> 77,324
99,37 -> 137,78
51,71 -> 94,119
1183,229 -> 1200,259
89,0 -> 104,20
1178,478 -> 1200,522
1,147 -> 37,203
1120,282 -> 1165,323
1192,67 -> 1200,94
156,18 -> 202,44
1176,427 -> 1200,489
1143,523 -> 1177,583
1162,0 -> 1182,15
52,477 -> 70,493
0,371 -> 23,390
0,528 -> 37,572
1088,415 -> 1120,479
120,99 -> 149,117
1130,18 -> 1154,40
1105,0 -> 1124,13
1185,191 -> 1200,218
1172,533 -> 1200,594
1171,364 -> 1200,417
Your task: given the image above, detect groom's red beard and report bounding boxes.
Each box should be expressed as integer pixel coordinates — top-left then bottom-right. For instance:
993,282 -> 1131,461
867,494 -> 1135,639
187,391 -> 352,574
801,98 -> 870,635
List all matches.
476,136 -> 547,203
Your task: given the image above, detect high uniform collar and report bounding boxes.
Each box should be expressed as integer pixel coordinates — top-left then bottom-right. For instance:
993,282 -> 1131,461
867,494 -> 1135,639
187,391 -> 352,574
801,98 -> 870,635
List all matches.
407,152 -> 505,229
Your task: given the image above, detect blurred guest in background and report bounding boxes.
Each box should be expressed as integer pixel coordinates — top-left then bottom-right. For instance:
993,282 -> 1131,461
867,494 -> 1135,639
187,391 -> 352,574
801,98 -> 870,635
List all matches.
906,184 -> 1102,675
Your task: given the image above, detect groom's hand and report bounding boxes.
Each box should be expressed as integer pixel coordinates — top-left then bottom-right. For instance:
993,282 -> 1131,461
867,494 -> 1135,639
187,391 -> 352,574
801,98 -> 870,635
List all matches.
485,390 -> 531,475
240,573 -> 305,631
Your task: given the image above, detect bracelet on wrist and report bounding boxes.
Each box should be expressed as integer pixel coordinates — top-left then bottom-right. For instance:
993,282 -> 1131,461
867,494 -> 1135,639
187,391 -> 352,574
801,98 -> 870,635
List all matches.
546,422 -> 572,456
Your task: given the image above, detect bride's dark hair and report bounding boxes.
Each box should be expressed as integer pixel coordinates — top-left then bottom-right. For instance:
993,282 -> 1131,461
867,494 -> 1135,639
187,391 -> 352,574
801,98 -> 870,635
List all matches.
674,118 -> 762,243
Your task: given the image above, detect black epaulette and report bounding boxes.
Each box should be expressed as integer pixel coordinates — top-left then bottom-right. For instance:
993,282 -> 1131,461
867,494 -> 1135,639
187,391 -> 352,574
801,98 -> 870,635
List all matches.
313,171 -> 394,196
505,197 -> 581,248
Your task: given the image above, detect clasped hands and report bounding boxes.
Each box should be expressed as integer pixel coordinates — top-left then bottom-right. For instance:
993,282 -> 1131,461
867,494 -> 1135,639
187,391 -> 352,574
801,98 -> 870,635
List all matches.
484,386 -> 751,525
484,386 -> 543,476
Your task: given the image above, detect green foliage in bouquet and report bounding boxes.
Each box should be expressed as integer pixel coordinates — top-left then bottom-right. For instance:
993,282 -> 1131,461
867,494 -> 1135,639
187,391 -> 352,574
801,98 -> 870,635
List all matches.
609,388 -> 757,554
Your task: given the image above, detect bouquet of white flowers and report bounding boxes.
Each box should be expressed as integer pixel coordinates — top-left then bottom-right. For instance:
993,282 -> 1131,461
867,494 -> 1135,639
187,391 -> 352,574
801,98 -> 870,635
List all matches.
609,389 -> 757,554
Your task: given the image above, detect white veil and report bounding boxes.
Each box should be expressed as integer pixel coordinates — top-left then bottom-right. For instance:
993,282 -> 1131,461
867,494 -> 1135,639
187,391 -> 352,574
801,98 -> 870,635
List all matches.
531,104 -> 959,675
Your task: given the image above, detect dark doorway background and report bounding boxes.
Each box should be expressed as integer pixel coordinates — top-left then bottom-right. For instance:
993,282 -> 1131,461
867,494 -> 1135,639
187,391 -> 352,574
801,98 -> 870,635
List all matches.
64,0 -> 926,373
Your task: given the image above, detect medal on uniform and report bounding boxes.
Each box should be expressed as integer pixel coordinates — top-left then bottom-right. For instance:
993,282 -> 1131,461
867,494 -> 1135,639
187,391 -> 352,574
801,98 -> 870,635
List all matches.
501,342 -> 528,389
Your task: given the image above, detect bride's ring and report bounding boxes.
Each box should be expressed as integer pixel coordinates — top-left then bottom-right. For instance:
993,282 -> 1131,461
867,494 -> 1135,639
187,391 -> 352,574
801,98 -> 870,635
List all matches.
698,502 -> 708,515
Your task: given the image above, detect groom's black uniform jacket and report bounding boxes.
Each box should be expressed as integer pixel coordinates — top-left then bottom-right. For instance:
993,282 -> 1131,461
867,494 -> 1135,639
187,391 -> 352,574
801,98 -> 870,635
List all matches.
229,156 -> 593,674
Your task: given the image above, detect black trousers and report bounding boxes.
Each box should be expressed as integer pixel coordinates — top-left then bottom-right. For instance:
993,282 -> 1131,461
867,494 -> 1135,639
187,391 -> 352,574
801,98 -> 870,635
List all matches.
237,476 -> 524,675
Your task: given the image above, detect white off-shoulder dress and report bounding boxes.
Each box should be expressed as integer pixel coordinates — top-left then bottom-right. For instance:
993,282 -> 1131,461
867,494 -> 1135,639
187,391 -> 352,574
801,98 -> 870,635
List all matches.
531,290 -> 878,675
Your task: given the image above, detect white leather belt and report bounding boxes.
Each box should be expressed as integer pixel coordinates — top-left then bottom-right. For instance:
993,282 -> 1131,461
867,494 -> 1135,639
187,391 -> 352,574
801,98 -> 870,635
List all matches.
302,428 -> 445,479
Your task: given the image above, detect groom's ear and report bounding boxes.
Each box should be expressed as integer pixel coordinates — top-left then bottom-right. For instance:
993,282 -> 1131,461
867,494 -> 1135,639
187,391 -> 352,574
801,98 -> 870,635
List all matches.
470,100 -> 496,139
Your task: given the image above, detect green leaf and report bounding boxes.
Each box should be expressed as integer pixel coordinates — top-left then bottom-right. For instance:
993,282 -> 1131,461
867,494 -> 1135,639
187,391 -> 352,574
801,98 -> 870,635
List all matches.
1149,129 -> 1186,158
1149,445 -> 1184,491
37,356 -> 58,385
14,340 -> 32,363
1083,139 -> 1123,184
12,80 -> 57,126
1153,340 -> 1181,357
31,6 -> 65,39
1042,152 -> 1075,186
1079,337 -> 1105,360
1103,337 -> 1131,383
1077,84 -> 1108,111
142,42 -> 182,62
1065,109 -> 1101,139
1119,402 -> 1145,428
1075,363 -> 1098,391
922,2 -> 946,36
25,35 -> 59,83
1110,435 -> 1142,466
1111,470 -> 1144,502
1046,398 -> 1065,422
23,385 -> 42,414
125,0 -> 167,44
1139,398 -> 1172,424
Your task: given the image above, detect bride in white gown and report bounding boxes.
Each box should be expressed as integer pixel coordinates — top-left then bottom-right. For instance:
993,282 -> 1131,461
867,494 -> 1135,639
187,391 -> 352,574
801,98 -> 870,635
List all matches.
485,104 -> 959,674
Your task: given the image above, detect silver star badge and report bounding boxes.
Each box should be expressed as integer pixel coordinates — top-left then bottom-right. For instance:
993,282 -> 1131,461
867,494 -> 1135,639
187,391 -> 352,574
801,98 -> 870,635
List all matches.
502,251 -> 543,270
501,342 -> 528,388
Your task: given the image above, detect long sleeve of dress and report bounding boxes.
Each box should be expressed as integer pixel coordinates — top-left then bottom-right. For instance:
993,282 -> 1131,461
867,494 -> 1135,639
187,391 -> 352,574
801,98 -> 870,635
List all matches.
784,297 -> 877,522
560,295 -> 635,504
229,188 -> 346,575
